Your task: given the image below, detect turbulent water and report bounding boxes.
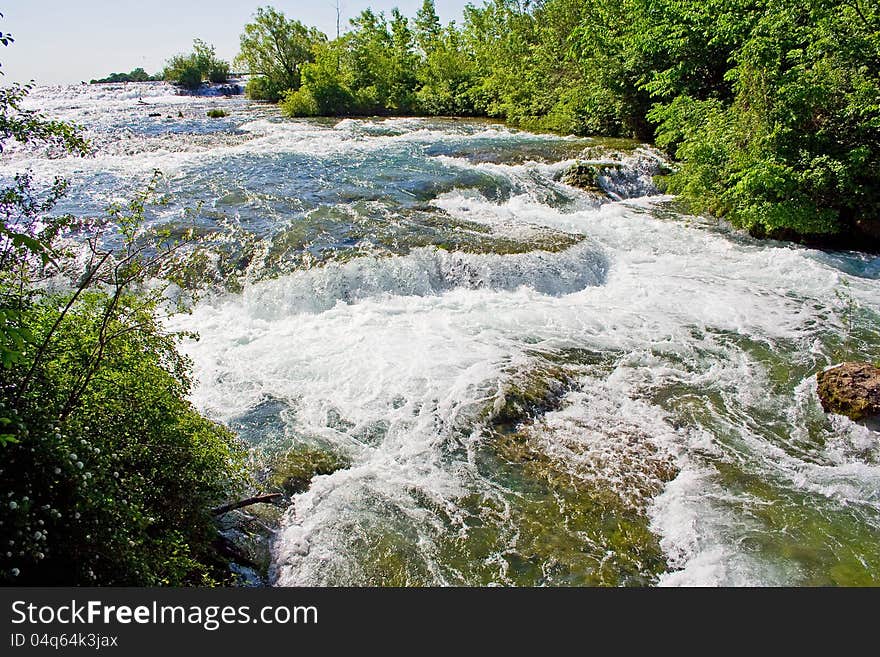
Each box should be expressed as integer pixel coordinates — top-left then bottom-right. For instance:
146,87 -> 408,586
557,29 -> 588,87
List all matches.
6,81 -> 880,586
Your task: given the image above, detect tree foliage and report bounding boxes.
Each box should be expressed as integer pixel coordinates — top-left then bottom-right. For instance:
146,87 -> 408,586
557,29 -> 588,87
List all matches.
646,0 -> 880,239
163,39 -> 230,90
90,68 -> 159,85
237,6 -> 326,102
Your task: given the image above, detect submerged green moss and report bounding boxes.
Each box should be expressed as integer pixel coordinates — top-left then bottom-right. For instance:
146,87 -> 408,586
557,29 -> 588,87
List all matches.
486,364 -> 576,430
712,461 -> 880,586
217,504 -> 285,580
469,440 -> 671,586
261,205 -> 583,275
267,446 -> 350,495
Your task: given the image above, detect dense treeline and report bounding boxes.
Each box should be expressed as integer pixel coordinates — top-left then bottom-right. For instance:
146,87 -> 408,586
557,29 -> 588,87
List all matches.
235,0 -> 879,243
90,67 -> 160,85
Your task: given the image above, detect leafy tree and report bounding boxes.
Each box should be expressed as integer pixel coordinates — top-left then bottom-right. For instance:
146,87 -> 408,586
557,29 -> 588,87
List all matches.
388,9 -> 419,112
282,8 -> 421,117
463,0 -> 603,133
416,25 -> 478,116
346,9 -> 395,114
281,39 -> 356,116
648,0 -> 880,240
236,6 -> 326,102
192,39 -> 230,83
163,39 -> 229,90
414,0 -> 442,53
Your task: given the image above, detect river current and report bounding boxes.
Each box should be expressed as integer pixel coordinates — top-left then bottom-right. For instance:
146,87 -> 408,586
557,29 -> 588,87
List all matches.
6,82 -> 880,586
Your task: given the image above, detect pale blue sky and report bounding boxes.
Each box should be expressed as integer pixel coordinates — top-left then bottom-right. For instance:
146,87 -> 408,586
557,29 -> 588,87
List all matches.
1,1 -> 473,84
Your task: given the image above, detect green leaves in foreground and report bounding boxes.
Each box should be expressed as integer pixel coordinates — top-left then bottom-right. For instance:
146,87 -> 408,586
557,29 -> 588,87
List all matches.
1,292 -> 246,585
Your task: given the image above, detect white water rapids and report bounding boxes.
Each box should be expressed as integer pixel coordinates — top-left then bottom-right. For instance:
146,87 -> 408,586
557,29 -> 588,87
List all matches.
7,82 -> 880,586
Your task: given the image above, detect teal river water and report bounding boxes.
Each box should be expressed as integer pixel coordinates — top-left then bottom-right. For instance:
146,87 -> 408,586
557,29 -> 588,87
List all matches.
6,82 -> 880,585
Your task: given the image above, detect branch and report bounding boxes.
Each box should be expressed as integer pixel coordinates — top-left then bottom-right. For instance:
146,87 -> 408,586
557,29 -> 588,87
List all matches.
14,250 -> 112,402
212,493 -> 284,516
58,276 -> 125,420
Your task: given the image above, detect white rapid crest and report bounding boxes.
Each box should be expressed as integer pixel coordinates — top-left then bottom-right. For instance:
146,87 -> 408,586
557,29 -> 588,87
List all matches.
226,243 -> 608,318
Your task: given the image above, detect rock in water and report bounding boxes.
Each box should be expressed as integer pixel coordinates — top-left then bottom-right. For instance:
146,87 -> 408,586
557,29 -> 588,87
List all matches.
816,362 -> 880,420
561,162 -> 622,193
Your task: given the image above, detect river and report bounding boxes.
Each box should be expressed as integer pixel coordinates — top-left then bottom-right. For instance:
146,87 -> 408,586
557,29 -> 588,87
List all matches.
6,81 -> 880,586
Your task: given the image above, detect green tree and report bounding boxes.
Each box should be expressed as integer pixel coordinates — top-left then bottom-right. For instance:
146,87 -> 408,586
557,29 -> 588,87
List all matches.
416,25 -> 478,116
463,0 -> 603,133
415,0 -> 442,53
281,39 -> 357,116
236,6 -> 326,102
388,8 -> 419,112
192,39 -> 230,83
649,0 -> 880,240
346,9 -> 394,114
163,39 -> 229,90
90,68 -> 158,85
282,7 -> 423,117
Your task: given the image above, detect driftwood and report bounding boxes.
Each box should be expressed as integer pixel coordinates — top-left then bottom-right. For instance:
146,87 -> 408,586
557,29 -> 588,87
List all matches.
212,493 -> 283,516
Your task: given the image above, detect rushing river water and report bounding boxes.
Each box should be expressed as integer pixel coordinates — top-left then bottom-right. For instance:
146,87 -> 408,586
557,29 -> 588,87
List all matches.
6,82 -> 880,586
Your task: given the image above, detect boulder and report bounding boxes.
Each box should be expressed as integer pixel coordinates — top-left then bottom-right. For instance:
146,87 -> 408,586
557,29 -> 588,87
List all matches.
816,361 -> 880,420
560,162 -> 621,193
268,445 -> 349,496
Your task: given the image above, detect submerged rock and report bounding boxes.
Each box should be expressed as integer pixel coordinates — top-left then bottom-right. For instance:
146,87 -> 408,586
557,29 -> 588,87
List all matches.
816,362 -> 880,420
488,364 -> 575,430
216,445 -> 350,585
216,503 -> 285,586
473,363 -> 674,585
560,162 -> 621,193
268,446 -> 350,496
560,147 -> 670,199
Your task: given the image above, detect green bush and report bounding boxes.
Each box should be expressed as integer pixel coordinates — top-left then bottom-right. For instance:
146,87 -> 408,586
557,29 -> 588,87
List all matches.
280,88 -> 319,117
278,41 -> 358,117
0,168 -> 249,585
0,171 -> 249,586
0,293 -> 246,585
206,108 -> 229,118
1,64 -> 247,584
208,63 -> 230,84
646,1 -> 879,240
176,65 -> 203,91
245,76 -> 287,102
